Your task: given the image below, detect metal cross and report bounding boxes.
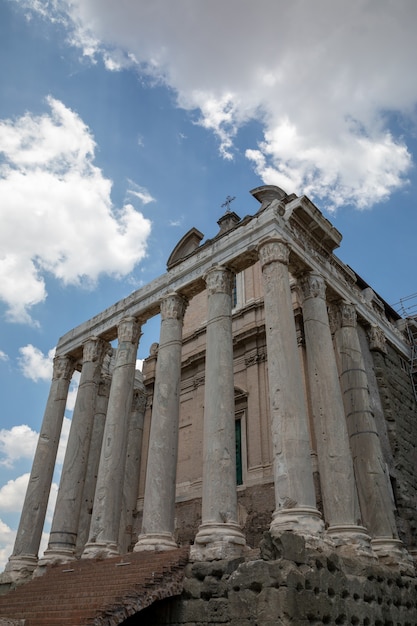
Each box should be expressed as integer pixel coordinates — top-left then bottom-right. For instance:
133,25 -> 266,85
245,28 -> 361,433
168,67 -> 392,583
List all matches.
221,195 -> 236,212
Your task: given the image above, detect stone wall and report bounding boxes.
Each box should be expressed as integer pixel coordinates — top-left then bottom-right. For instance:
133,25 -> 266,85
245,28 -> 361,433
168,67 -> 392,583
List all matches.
371,343 -> 417,549
134,483 -> 276,553
123,533 -> 417,625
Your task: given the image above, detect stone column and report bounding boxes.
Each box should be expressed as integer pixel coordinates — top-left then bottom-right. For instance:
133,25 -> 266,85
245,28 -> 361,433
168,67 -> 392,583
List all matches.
135,293 -> 187,552
191,266 -> 247,561
299,272 -> 371,554
2,355 -> 75,583
41,337 -> 108,565
257,240 -> 323,540
120,376 -> 147,553
83,317 -> 141,558
75,374 -> 111,556
331,302 -> 404,560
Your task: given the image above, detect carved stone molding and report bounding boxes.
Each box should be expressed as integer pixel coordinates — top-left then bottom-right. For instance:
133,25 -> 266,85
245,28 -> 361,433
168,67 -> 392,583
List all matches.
52,354 -> 75,381
160,292 -> 188,321
368,324 -> 388,354
117,316 -> 142,344
299,272 -> 326,301
204,266 -> 234,296
328,301 -> 357,334
258,239 -> 290,268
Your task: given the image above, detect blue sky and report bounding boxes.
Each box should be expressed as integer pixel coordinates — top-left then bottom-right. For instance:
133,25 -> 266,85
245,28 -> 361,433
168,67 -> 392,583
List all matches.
1,0 -> 417,568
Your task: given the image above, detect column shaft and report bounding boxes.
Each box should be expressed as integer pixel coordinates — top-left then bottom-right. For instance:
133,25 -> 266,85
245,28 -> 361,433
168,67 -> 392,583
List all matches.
76,375 -> 111,556
191,266 -> 246,561
119,380 -> 146,553
42,338 -> 108,564
258,240 -> 322,538
331,303 -> 403,558
3,356 -> 74,582
83,317 -> 141,558
300,272 -> 371,552
135,293 -> 186,551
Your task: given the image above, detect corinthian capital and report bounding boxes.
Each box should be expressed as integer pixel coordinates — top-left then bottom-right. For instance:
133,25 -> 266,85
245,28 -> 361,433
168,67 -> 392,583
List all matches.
299,272 -> 326,301
82,337 -> 109,364
52,354 -> 75,381
204,266 -> 234,296
117,317 -> 142,344
160,292 -> 188,321
258,239 -> 289,267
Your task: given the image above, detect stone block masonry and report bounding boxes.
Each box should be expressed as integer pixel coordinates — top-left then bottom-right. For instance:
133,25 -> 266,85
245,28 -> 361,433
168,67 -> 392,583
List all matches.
134,533 -> 417,626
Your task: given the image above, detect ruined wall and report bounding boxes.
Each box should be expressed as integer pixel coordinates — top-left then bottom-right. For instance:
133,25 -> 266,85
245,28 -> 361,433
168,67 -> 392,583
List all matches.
370,342 -> 417,549
123,533 -> 417,626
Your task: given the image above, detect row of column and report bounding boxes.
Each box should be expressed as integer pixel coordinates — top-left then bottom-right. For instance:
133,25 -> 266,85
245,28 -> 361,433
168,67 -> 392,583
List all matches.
4,238 -> 404,581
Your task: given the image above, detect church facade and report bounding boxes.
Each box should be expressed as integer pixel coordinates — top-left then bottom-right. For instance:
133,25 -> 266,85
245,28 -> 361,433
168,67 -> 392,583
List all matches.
2,186 -> 417,620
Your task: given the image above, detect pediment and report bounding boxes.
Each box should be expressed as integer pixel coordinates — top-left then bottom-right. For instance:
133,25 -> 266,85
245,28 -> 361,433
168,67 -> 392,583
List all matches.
167,227 -> 204,269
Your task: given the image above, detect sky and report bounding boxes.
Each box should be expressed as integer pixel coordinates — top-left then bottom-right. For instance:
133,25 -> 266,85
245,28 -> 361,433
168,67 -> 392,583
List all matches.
1,0 -> 417,570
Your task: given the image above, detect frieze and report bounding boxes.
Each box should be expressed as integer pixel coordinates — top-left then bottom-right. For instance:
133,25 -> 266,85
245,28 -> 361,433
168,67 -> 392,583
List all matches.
258,239 -> 289,267
117,316 -> 142,344
204,266 -> 234,296
52,354 -> 75,381
160,292 -> 188,321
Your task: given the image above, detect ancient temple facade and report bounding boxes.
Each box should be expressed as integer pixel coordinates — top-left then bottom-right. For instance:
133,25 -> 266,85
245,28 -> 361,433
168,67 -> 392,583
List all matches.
3,185 -> 417,585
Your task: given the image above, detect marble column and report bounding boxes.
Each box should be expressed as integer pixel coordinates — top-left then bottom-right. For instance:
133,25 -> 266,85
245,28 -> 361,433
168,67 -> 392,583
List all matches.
75,374 -> 111,556
299,272 -> 371,553
191,266 -> 247,561
83,317 -> 141,558
120,376 -> 147,553
135,293 -> 187,552
257,240 -> 323,539
331,302 -> 404,560
41,337 -> 108,565
2,355 -> 75,582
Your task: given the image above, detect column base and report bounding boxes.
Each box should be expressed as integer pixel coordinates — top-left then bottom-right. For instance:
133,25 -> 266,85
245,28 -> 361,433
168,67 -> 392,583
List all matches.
134,532 -> 178,552
326,524 -> 374,559
1,554 -> 38,585
270,507 -> 324,546
35,547 -> 76,576
190,522 -> 247,561
371,537 -> 415,574
81,541 -> 119,560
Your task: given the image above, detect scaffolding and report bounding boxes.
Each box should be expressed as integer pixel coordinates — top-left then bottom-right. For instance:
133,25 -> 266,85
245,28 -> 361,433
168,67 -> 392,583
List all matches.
393,293 -> 417,403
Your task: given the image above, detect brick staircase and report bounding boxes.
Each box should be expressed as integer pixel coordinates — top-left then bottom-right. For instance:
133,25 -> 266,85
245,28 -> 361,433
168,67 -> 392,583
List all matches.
0,546 -> 189,626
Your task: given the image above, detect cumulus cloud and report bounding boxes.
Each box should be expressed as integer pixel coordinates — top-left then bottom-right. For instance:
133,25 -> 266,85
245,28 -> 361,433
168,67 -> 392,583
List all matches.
0,427 -> 38,468
0,96 -> 151,324
0,518 -> 16,571
0,473 -> 30,511
18,344 -> 55,382
16,0 -> 417,210
0,351 -> 8,362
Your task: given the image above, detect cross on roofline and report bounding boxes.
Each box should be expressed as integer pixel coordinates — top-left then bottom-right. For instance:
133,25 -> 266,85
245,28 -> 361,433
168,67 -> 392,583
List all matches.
221,195 -> 236,212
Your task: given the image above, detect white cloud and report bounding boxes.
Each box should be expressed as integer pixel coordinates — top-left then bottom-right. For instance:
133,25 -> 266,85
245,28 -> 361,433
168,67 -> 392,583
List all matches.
0,351 -> 8,362
0,474 -> 30,511
18,344 -> 55,382
0,427 -> 38,468
65,372 -> 80,412
0,96 -> 151,324
0,518 -> 16,571
127,181 -> 156,205
18,0 -> 417,210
